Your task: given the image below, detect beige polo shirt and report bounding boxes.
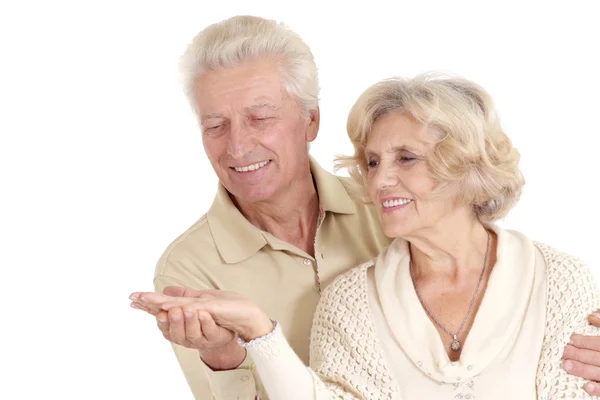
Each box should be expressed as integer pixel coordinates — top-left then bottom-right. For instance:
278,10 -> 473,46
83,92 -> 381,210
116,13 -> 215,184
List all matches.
153,158 -> 391,400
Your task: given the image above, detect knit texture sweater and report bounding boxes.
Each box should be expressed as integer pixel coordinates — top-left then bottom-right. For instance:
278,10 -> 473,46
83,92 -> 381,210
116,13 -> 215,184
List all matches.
248,228 -> 599,399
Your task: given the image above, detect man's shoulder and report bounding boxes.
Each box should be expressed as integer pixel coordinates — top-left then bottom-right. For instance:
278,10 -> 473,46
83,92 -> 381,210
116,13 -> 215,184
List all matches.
333,174 -> 378,214
154,213 -> 219,278
333,174 -> 359,195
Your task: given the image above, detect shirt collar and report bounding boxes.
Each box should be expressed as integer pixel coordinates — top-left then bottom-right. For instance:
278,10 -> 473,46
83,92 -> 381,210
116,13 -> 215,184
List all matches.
207,157 -> 356,264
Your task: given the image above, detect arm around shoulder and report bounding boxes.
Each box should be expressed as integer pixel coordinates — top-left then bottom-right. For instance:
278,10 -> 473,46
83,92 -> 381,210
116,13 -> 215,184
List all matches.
535,243 -> 600,399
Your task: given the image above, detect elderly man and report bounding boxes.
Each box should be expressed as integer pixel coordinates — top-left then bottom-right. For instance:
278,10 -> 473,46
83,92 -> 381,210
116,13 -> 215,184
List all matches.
131,15 -> 600,400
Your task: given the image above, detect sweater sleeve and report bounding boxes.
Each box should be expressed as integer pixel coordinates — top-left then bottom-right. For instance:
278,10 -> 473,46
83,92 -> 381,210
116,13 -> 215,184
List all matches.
247,263 -> 395,400
309,263 -> 397,399
246,323 -> 362,400
535,243 -> 600,399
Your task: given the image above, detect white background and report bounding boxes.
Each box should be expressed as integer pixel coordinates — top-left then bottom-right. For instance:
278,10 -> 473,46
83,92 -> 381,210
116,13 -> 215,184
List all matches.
1,0 -> 599,399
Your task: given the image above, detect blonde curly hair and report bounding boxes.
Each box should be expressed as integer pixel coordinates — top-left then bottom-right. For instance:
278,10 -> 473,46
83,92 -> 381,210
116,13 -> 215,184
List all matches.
335,73 -> 524,224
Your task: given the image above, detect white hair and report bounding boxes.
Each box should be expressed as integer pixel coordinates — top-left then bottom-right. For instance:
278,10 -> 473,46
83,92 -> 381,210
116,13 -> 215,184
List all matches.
179,15 -> 320,116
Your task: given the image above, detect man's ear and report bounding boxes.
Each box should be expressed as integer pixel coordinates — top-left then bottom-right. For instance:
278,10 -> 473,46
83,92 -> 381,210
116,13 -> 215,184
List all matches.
305,107 -> 320,142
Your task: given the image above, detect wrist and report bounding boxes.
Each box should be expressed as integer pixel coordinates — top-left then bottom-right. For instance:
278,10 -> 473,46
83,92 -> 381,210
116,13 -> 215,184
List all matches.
238,319 -> 280,349
199,339 -> 246,371
240,313 -> 275,342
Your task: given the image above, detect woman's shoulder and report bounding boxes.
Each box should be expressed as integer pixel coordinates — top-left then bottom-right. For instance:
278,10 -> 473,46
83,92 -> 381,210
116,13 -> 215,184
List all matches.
496,226 -> 592,280
533,241 -> 586,264
321,259 -> 375,301
533,241 -> 592,276
533,240 -> 598,297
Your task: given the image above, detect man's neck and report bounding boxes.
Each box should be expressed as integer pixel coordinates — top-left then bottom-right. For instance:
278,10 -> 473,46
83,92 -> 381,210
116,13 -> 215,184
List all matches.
233,172 -> 320,256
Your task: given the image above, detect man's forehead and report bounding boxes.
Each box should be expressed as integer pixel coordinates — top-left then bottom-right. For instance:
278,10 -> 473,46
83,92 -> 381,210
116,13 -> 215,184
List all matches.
245,101 -> 280,111
199,95 -> 285,120
198,93 -> 286,118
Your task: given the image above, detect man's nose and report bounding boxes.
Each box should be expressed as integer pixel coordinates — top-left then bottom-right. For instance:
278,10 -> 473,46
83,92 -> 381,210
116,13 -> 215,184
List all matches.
226,122 -> 254,160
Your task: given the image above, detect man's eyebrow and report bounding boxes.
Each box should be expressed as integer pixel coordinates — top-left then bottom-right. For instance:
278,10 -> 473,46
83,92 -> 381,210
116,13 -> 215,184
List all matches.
245,103 -> 279,112
200,113 -> 223,122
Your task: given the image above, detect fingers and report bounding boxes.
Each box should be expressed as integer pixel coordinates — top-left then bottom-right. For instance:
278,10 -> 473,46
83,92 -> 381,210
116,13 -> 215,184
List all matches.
162,308 -> 210,349
583,381 -> 600,396
130,292 -> 154,314
131,290 -> 216,312
138,292 -> 171,304
588,311 -> 600,328
183,305 -> 203,343
570,334 -> 600,352
162,286 -> 188,297
563,358 -> 600,382
563,344 -> 600,368
198,311 -> 220,341
162,297 -> 197,310
131,302 -> 158,315
156,311 -> 170,338
134,292 -> 196,311
168,307 -> 187,345
163,286 -> 205,298
129,292 -> 142,301
130,292 -> 173,313
130,294 -> 162,315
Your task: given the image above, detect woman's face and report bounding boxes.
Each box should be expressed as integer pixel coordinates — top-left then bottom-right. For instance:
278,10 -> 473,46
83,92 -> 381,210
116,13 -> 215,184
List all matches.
365,112 -> 458,238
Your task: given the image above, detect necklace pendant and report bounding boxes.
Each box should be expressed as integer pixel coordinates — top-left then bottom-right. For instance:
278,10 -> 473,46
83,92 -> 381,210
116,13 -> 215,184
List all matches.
451,335 -> 461,351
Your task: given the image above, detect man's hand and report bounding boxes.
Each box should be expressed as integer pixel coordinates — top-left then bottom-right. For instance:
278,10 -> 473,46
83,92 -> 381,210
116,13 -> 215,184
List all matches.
562,310 -> 600,395
155,287 -> 237,351
130,287 -> 253,370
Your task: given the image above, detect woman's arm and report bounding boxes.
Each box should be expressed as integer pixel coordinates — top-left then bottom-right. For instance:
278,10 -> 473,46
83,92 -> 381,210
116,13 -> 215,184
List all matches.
241,264 -> 390,399
244,320 -> 364,400
132,283 -> 371,399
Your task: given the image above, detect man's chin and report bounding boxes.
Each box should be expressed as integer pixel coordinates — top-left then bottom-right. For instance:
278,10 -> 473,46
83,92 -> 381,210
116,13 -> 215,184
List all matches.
228,185 -> 278,205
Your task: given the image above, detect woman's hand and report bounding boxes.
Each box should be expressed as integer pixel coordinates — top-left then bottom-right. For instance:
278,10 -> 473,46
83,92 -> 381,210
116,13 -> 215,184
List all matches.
132,289 -> 274,342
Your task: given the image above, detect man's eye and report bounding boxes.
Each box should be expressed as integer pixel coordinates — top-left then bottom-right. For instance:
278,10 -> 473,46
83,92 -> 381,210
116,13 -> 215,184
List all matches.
203,124 -> 224,134
367,160 -> 378,169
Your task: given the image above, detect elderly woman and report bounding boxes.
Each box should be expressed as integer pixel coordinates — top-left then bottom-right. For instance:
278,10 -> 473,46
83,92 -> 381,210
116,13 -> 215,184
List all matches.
134,74 -> 599,399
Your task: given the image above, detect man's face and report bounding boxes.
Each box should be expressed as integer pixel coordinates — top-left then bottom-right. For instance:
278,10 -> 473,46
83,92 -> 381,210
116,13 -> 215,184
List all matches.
195,58 -> 318,203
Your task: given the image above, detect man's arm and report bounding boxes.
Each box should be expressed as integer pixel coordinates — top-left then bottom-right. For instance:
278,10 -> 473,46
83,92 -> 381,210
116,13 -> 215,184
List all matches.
153,275 -> 261,400
562,311 -> 600,395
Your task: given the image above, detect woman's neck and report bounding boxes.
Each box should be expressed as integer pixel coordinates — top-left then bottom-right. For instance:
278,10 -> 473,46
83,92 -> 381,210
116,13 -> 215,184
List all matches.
407,210 -> 492,281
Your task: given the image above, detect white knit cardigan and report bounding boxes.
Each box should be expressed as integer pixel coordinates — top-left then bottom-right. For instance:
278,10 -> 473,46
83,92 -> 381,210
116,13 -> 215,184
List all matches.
248,240 -> 599,400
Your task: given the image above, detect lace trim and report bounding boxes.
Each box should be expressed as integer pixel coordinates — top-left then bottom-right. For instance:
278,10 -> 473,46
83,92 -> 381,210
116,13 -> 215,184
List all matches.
237,320 -> 279,349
